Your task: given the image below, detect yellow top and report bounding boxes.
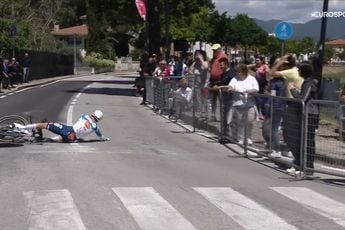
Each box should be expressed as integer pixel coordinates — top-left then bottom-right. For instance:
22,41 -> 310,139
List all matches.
280,67 -> 304,98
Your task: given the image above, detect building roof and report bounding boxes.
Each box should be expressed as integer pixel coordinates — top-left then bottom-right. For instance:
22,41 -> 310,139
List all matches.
325,39 -> 345,46
51,24 -> 88,37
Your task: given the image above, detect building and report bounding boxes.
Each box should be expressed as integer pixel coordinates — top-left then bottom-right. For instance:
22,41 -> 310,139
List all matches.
325,38 -> 345,55
51,24 -> 88,51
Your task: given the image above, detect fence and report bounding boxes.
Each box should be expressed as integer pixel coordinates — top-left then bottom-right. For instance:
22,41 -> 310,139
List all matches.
144,74 -> 345,178
15,50 -> 74,80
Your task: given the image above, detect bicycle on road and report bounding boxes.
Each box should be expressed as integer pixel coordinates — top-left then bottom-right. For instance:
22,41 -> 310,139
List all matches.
0,115 -> 43,144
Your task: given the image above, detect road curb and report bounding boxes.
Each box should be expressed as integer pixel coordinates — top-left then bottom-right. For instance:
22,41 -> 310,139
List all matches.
0,73 -> 91,97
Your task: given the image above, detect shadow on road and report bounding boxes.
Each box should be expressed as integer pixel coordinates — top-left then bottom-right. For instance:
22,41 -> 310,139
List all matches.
66,87 -> 137,97
86,80 -> 135,85
0,143 -> 24,148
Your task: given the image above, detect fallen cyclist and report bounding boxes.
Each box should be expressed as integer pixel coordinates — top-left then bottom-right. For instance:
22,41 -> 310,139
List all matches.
11,110 -> 110,142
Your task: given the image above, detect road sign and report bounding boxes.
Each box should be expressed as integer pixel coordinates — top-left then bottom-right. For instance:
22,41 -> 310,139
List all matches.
274,21 -> 293,40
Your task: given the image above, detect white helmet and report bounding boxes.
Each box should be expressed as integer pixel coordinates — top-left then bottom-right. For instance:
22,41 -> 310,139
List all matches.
93,110 -> 103,121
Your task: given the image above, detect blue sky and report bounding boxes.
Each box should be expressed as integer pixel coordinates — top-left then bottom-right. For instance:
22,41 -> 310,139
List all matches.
213,0 -> 345,23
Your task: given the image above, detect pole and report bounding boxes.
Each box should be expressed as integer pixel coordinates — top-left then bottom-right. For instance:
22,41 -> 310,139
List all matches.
317,0 -> 329,98
11,3 -> 15,58
12,35 -> 15,58
74,35 -> 77,75
281,40 -> 285,56
165,0 -> 170,60
145,0 -> 150,54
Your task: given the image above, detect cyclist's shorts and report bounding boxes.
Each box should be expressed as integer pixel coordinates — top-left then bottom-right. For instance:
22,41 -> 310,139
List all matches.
47,122 -> 75,142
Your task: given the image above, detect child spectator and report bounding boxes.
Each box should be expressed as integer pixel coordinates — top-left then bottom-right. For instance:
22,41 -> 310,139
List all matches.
168,78 -> 193,119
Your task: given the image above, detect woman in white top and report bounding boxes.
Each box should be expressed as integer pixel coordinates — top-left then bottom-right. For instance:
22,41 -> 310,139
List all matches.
227,64 -> 259,145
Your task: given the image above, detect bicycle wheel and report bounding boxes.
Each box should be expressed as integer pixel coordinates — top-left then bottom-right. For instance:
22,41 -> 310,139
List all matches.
0,115 -> 29,142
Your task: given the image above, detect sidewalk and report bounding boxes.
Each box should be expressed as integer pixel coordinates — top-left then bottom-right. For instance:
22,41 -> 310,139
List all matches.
0,70 -> 139,99
0,70 -> 139,96
0,73 -> 90,96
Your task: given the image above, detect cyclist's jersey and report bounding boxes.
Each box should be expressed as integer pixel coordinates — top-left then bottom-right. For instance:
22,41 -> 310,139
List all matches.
73,114 -> 102,139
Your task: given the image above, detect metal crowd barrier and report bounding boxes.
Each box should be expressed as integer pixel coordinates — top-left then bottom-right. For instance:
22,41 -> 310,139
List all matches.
144,75 -> 345,178
303,100 -> 345,177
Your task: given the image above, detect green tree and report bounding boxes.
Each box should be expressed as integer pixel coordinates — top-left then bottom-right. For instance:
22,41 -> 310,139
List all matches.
296,37 -> 315,54
167,0 -> 214,41
207,11 -> 232,46
259,36 -> 280,55
324,45 -> 334,63
285,40 -> 298,54
230,14 -> 268,61
0,0 -> 86,52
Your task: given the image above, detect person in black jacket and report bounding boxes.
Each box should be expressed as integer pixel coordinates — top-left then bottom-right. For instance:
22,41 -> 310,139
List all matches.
287,62 -> 319,176
340,85 -> 345,140
0,57 -> 3,92
217,58 -> 237,142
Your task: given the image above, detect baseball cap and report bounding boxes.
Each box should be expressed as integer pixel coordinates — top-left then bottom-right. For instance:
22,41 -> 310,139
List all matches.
211,43 -> 221,50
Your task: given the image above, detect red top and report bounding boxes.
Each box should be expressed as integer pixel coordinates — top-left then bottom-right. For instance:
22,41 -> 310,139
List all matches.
210,51 -> 227,80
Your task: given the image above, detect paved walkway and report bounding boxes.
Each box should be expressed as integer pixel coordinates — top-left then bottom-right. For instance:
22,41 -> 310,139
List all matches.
0,74 -> 87,96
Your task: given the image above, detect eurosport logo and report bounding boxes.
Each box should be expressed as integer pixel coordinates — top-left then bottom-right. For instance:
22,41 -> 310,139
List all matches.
311,11 -> 345,18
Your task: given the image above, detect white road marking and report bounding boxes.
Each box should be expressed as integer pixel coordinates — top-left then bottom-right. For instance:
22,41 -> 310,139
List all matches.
0,95 -> 6,99
320,165 -> 345,173
23,189 -> 86,230
67,105 -> 74,126
39,80 -> 63,87
194,187 -> 298,230
112,187 -> 197,230
15,88 -> 30,93
67,84 -> 91,125
271,187 -> 345,227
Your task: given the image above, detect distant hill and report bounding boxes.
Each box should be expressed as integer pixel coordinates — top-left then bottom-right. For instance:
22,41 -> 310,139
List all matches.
254,18 -> 345,41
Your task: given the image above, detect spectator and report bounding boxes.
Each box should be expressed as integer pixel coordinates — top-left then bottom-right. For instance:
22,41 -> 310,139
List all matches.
287,62 -> 319,176
261,57 -> 287,158
339,85 -> 345,140
0,56 -> 4,92
269,54 -> 303,98
145,54 -> 158,77
208,43 -> 228,121
9,58 -> 21,84
266,80 -> 286,157
170,52 -> 187,76
2,59 -> 14,89
227,64 -> 259,145
189,50 -> 209,114
269,54 -> 304,165
153,60 -> 173,77
140,54 -> 158,105
135,53 -> 149,103
168,77 -> 193,119
248,56 -> 269,119
22,53 -> 31,83
190,50 -> 208,86
217,57 -> 237,142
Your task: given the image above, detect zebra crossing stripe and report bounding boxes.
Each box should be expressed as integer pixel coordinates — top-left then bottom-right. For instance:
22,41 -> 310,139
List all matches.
194,187 -> 298,230
112,187 -> 197,230
23,189 -> 86,230
271,187 -> 345,227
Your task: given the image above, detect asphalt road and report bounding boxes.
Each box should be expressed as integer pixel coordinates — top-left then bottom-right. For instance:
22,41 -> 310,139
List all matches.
0,73 -> 345,230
